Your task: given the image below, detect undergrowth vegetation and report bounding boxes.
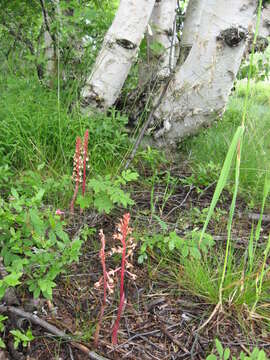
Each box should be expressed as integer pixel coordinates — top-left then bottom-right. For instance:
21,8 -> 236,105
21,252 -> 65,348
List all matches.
182,80 -> 270,206
0,1 -> 270,358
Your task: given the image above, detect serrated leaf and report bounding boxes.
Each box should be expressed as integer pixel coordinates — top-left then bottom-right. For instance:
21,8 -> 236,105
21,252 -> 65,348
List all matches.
89,178 -> 107,193
76,195 -> 92,209
121,170 -> 139,182
94,194 -> 113,214
33,188 -> 45,202
29,209 -> 45,237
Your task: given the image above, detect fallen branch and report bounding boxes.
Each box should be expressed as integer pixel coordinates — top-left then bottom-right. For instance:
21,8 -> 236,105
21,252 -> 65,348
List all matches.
0,305 -> 108,360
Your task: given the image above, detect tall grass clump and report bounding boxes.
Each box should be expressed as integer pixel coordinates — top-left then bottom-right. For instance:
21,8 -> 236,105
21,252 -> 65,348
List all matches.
0,73 -> 130,175
182,81 -> 270,205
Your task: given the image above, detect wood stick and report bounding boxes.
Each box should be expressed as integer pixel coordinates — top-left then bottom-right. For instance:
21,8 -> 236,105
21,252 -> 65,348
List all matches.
0,305 -> 108,360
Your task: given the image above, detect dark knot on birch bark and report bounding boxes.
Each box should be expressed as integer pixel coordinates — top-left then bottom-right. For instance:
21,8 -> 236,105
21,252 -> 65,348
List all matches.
217,27 -> 246,47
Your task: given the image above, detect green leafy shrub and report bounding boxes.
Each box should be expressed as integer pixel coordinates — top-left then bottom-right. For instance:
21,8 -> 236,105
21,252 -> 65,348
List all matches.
10,329 -> 34,350
0,188 -> 83,299
138,230 -> 215,263
77,170 -> 138,214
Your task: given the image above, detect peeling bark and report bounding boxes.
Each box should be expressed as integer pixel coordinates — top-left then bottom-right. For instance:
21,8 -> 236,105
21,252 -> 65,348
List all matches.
81,0 -> 156,111
153,0 -> 257,145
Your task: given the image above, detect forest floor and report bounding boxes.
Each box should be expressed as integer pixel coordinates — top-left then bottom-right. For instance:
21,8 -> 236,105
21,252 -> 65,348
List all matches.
3,163 -> 269,360
1,79 -> 270,359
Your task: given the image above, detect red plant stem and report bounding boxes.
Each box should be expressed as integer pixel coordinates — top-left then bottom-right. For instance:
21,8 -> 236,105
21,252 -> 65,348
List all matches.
94,230 -> 107,347
111,292 -> 125,345
70,136 -> 81,214
111,213 -> 130,345
82,129 -> 89,196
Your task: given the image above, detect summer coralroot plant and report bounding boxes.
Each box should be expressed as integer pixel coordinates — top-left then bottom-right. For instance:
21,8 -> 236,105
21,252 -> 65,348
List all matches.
111,213 -> 133,345
69,130 -> 89,214
82,129 -> 89,196
94,213 -> 136,346
70,136 -> 82,214
94,229 -> 107,347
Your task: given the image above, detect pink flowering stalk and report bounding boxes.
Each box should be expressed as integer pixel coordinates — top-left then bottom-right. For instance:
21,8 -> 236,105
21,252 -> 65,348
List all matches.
94,229 -> 107,347
70,136 -> 82,214
111,213 -> 131,345
82,129 -> 89,197
94,214 -> 136,346
69,130 -> 89,214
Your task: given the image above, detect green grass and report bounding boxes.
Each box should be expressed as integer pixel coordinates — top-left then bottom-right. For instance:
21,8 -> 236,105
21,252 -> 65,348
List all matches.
0,74 -> 130,175
181,81 -> 270,206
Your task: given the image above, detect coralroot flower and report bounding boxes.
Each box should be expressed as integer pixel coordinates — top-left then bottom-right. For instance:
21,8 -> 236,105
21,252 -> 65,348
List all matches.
94,214 -> 136,346
111,213 -> 134,345
69,130 -> 89,214
70,136 -> 82,213
82,129 -> 89,196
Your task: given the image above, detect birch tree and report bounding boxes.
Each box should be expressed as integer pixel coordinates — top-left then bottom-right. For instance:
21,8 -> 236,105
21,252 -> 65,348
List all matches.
81,0 -> 156,111
80,0 -> 259,146
152,0 -> 257,144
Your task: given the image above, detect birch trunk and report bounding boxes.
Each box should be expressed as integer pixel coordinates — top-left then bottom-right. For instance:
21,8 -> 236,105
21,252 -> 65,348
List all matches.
153,0 -> 257,145
259,3 -> 270,37
138,0 -> 177,88
149,0 -> 178,78
81,0 -> 156,111
178,0 -> 205,65
44,29 -> 55,80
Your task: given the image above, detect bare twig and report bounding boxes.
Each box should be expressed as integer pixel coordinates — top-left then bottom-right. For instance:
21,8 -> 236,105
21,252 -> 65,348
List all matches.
0,305 -> 108,360
196,303 -> 221,333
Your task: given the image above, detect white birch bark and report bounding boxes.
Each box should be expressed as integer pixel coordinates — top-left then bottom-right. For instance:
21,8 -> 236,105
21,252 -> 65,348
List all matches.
149,0 -> 178,78
178,0 -> 205,65
259,3 -> 270,37
153,0 -> 257,145
81,0 -> 156,110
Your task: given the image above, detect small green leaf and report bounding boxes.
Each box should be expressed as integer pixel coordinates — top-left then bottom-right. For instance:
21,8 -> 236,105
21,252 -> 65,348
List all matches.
206,355 -> 217,360
168,240 -> 175,251
94,194 -> 113,213
223,348 -> 230,360
121,170 -> 139,182
3,272 -> 22,287
181,246 -> 189,258
215,339 -> 223,358
76,195 -> 92,210
0,337 -> 5,348
138,254 -> 147,264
